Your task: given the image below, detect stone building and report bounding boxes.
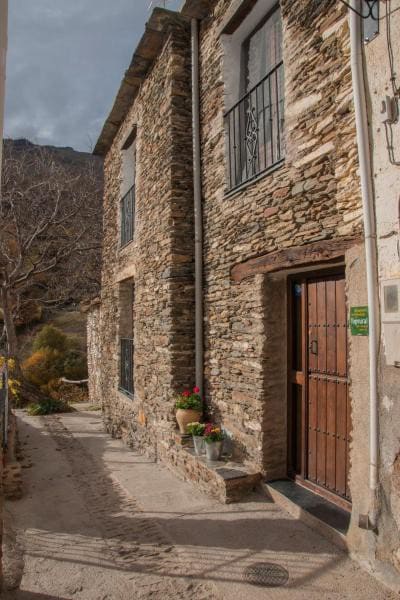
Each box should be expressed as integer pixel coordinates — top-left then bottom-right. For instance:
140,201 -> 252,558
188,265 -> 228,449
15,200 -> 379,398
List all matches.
92,0 -> 400,587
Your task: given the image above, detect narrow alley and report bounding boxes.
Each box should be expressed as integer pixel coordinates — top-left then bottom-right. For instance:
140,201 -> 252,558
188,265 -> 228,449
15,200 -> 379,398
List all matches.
2,406 -> 396,600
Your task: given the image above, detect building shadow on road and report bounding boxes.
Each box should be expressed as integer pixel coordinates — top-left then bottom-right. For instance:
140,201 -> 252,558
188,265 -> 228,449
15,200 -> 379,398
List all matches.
5,410 -> 353,596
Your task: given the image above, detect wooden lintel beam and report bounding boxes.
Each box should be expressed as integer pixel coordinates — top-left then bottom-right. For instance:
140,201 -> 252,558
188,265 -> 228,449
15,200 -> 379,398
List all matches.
231,236 -> 363,283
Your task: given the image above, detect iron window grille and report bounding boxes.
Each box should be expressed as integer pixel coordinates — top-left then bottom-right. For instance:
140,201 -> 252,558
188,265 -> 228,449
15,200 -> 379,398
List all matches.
119,337 -> 134,397
120,185 -> 135,246
224,61 -> 284,192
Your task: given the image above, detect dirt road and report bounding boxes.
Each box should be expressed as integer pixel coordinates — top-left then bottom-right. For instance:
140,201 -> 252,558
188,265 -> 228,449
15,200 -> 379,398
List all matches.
2,407 -> 396,599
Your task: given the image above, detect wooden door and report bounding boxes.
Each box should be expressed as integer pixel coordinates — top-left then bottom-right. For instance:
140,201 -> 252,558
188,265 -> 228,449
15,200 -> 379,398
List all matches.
288,271 -> 351,504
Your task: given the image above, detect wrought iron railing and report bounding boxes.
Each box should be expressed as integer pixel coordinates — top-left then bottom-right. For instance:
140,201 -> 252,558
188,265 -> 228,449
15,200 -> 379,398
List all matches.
119,337 -> 134,397
224,61 -> 285,192
120,185 -> 135,246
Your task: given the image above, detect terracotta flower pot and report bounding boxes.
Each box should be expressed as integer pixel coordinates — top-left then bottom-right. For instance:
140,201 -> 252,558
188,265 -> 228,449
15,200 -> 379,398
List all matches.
176,409 -> 202,434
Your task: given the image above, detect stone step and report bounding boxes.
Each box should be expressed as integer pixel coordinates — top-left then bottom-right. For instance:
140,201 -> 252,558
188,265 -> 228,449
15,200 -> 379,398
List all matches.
261,480 -> 349,552
159,437 -> 261,503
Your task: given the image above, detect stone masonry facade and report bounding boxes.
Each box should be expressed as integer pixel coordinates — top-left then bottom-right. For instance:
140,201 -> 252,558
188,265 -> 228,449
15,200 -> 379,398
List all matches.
199,0 -> 361,472
91,0 -> 400,583
98,14 -> 195,456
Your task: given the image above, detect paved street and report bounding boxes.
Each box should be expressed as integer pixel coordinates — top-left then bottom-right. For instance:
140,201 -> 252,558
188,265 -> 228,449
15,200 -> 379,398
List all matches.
2,406 -> 396,599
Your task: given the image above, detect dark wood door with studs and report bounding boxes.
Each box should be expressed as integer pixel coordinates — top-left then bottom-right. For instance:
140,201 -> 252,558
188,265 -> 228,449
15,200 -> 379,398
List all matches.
288,271 -> 351,507
307,274 -> 351,501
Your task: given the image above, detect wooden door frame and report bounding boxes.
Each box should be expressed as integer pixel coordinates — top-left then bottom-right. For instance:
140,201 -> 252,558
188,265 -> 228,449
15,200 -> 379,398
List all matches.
286,266 -> 351,511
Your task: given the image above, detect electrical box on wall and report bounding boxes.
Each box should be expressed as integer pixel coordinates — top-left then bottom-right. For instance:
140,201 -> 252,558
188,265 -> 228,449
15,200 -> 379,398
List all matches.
381,279 -> 400,367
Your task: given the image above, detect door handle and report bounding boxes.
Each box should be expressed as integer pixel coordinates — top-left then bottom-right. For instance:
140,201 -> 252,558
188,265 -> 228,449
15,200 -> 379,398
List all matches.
310,339 -> 318,355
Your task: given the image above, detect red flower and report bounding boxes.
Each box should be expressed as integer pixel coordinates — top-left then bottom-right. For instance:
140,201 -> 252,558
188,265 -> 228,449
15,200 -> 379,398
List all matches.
193,386 -> 200,394
204,423 -> 213,435
182,390 -> 190,397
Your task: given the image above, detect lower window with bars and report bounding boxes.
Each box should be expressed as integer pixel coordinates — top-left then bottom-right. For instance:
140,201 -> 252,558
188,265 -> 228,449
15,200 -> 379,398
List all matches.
119,337 -> 134,397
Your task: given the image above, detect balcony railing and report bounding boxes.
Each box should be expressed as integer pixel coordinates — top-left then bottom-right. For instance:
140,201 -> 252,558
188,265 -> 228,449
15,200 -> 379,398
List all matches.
120,185 -> 135,246
119,337 -> 134,397
224,61 -> 285,192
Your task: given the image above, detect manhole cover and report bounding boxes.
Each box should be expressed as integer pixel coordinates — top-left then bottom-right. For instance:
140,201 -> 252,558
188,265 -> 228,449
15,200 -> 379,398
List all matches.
243,562 -> 289,587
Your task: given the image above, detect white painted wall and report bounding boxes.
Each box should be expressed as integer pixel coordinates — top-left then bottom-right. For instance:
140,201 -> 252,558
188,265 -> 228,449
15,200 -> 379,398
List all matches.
364,0 -> 400,366
363,0 -> 400,577
0,0 -> 8,187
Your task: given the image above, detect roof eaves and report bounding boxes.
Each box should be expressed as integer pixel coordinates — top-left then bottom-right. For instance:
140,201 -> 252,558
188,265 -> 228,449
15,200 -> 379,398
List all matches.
180,0 -> 214,19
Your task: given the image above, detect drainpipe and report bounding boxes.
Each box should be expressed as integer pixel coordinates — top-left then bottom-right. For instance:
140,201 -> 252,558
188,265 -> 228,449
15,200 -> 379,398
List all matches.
191,18 -> 203,397
349,0 -> 379,530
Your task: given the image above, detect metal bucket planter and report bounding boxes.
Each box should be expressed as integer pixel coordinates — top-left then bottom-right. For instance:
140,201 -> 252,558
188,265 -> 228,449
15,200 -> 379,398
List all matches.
193,435 -> 205,456
205,440 -> 223,461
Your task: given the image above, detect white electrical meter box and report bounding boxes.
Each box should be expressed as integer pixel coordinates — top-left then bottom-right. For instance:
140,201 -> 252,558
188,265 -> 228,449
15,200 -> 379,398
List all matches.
381,279 -> 400,367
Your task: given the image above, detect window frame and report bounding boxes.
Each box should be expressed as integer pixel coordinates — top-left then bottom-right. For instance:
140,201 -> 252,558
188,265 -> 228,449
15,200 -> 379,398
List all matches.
119,128 -> 137,247
241,3 -> 282,94
120,184 -> 135,248
118,280 -> 135,398
224,2 -> 285,194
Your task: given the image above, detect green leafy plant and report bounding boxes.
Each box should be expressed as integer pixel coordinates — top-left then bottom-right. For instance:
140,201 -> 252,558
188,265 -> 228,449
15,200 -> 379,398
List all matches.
22,348 -> 64,388
186,422 -> 205,436
22,325 -> 88,399
63,349 -> 88,380
27,398 -> 74,416
33,325 -> 68,353
175,387 -> 202,411
204,423 -> 225,443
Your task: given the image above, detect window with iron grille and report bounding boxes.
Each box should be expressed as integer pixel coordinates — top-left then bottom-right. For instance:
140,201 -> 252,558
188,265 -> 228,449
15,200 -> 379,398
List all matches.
118,279 -> 134,397
120,337 -> 134,396
120,130 -> 136,246
224,4 -> 284,192
120,185 -> 135,246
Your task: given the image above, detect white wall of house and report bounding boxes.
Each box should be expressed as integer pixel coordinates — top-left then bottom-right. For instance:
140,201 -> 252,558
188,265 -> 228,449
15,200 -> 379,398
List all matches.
0,0 -> 8,184
364,0 -> 400,576
364,0 -> 400,355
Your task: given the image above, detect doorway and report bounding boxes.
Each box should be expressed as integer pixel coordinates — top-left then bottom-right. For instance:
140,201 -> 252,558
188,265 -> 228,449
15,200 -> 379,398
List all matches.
287,269 -> 351,508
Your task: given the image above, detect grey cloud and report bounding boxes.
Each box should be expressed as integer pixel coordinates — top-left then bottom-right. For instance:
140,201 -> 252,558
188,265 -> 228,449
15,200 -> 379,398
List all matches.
5,0 -> 181,151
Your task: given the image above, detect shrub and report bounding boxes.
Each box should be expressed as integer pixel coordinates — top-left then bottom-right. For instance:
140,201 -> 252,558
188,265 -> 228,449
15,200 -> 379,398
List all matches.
32,325 -> 68,353
63,349 -> 87,381
27,398 -> 74,416
0,356 -> 20,404
24,325 -> 88,390
22,348 -> 64,388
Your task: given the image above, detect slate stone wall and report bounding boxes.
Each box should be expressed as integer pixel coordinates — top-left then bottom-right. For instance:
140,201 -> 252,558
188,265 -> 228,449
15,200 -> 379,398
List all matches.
99,19 -> 195,456
198,0 -> 363,473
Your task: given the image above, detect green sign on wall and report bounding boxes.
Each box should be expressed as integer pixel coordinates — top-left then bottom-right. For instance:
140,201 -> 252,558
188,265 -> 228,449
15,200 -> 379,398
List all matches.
350,306 -> 369,336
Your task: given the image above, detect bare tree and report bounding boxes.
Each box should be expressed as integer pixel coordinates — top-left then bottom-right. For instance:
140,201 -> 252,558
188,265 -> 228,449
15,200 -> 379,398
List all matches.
0,141 -> 103,375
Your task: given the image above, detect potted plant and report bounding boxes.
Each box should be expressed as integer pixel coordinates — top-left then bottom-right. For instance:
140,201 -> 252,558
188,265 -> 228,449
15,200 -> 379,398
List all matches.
204,423 -> 225,461
187,422 -> 205,455
175,387 -> 202,434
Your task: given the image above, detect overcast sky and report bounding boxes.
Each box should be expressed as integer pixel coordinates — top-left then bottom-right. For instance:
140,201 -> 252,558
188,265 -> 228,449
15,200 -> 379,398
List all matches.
4,0 -> 181,152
